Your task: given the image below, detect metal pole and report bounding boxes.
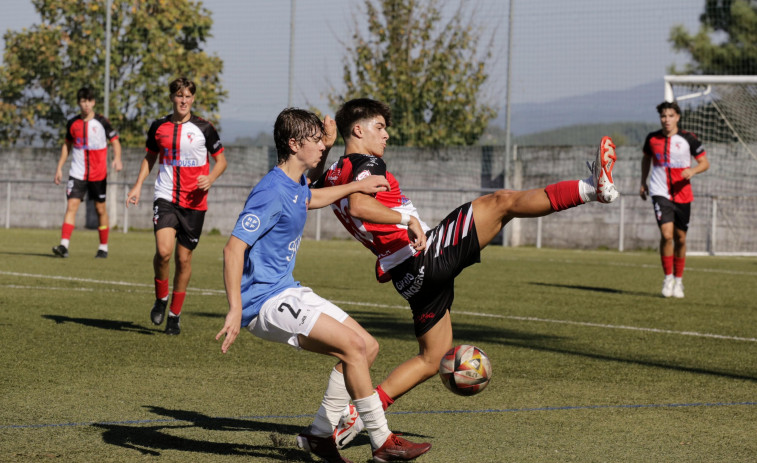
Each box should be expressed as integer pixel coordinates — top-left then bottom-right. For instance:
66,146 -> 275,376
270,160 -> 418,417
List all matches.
501,0 -> 514,247
104,0 -> 111,119
504,0 -> 514,168
288,0 -> 296,107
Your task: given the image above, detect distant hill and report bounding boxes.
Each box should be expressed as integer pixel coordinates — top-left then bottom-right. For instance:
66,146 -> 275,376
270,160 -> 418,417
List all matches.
219,79 -> 666,146
494,79 -> 664,136
480,121 -> 659,147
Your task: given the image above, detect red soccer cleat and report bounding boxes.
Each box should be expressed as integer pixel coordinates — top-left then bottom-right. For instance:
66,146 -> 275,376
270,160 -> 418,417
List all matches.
372,433 -> 431,462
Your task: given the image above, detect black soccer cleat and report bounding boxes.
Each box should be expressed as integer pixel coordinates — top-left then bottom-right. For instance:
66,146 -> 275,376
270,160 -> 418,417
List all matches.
165,315 -> 181,335
94,250 -> 108,258
52,245 -> 69,258
150,298 -> 168,325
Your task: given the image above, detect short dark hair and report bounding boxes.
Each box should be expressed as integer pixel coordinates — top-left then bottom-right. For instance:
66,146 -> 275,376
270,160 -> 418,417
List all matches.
335,98 -> 392,140
656,101 -> 681,115
169,77 -> 196,97
77,87 -> 95,101
273,108 -> 324,164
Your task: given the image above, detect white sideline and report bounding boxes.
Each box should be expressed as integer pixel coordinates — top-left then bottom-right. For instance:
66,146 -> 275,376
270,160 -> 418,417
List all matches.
3,270 -> 755,344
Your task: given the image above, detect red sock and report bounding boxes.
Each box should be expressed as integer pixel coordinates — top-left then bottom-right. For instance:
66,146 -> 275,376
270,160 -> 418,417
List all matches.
544,181 -> 583,212
155,278 -> 169,300
61,222 -> 74,240
170,291 -> 186,316
376,384 -> 394,411
673,256 -> 685,278
98,225 -> 109,245
661,255 -> 674,276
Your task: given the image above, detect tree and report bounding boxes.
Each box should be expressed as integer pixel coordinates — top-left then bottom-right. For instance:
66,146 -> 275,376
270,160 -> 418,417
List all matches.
328,0 -> 498,147
0,0 -> 225,147
669,0 -> 757,74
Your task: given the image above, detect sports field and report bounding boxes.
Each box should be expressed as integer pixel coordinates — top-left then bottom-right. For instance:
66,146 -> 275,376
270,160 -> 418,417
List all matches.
1,228 -> 755,462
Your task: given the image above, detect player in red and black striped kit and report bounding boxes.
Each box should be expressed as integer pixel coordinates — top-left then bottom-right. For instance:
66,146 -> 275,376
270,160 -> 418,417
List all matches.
53,87 -> 122,258
126,77 -> 227,335
307,98 -> 620,447
640,101 -> 709,298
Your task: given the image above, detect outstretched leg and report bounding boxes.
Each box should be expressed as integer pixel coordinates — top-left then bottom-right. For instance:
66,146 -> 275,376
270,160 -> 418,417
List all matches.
473,136 -> 618,248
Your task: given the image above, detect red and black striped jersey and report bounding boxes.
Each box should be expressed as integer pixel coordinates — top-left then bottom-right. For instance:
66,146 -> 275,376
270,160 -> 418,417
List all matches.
312,153 -> 430,282
643,129 -> 706,203
65,114 -> 118,182
145,114 -> 224,211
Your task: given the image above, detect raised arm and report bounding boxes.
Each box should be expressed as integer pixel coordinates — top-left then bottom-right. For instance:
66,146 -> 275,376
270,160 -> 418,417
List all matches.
348,192 -> 427,251
198,152 -> 227,191
307,116 -> 337,184
682,154 -> 709,180
308,174 -> 389,209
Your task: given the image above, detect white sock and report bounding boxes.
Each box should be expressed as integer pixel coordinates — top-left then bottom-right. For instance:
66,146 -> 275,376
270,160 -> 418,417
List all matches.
675,277 -> 683,284
61,239 -> 70,248
311,368 -> 351,437
353,392 -> 391,449
98,244 -> 108,252
578,177 -> 596,203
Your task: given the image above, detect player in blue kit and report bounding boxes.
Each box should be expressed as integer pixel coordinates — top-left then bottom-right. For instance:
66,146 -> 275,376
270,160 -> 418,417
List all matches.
216,108 -> 431,463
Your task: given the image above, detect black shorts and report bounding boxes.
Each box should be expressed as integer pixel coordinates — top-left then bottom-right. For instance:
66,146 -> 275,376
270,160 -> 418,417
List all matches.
153,199 -> 206,250
652,196 -> 691,232
390,203 -> 480,337
66,177 -> 107,202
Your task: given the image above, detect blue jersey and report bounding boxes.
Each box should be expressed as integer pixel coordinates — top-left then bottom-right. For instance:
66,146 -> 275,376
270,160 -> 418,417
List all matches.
231,167 -> 312,327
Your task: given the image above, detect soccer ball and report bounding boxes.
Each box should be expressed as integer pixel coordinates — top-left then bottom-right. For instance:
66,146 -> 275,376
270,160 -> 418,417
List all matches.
439,344 -> 492,396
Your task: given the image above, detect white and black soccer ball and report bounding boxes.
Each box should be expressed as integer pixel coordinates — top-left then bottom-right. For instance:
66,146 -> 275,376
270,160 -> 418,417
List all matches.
439,344 -> 492,396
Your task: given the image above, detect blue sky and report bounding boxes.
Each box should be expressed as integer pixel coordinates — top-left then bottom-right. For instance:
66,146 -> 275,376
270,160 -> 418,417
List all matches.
1,0 -> 704,138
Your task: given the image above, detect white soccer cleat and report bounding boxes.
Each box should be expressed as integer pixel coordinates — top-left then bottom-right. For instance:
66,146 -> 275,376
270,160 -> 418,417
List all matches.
673,280 -> 684,299
588,136 -> 619,204
333,403 -> 364,450
661,276 -> 675,298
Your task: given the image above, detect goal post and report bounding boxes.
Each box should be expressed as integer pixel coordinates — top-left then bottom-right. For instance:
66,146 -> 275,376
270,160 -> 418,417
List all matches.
662,75 -> 757,256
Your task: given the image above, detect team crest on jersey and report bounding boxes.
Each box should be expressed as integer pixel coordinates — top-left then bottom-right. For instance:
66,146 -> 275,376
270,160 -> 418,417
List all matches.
242,214 -> 261,232
187,133 -> 195,144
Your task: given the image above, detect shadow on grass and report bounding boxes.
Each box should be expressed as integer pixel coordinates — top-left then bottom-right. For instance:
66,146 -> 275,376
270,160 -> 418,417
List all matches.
529,281 -> 652,297
353,306 -> 757,384
91,406 -> 318,459
42,314 -> 155,335
0,250 -> 61,258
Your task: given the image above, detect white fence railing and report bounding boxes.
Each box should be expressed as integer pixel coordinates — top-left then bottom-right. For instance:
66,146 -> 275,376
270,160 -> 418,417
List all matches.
2,178 -> 756,256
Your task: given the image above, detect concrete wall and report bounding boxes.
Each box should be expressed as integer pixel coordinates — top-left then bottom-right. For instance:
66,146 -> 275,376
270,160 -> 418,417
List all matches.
2,144 -> 755,253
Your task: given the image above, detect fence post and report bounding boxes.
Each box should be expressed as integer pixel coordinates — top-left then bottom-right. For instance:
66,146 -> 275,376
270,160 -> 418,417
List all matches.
5,182 -> 10,229
618,195 -> 625,252
123,184 -> 129,234
315,208 -> 321,241
710,197 -> 717,256
536,216 -> 542,249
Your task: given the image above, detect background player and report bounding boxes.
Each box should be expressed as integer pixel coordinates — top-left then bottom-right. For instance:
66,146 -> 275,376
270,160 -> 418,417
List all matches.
53,86 -> 122,258
308,98 -> 619,446
216,108 -> 431,463
126,77 -> 227,335
640,101 -> 709,298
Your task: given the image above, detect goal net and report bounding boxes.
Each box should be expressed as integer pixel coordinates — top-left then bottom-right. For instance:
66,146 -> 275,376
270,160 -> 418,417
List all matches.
664,75 -> 757,255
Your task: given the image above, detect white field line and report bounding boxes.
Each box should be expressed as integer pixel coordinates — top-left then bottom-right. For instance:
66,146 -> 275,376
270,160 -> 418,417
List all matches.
3,270 -> 756,343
